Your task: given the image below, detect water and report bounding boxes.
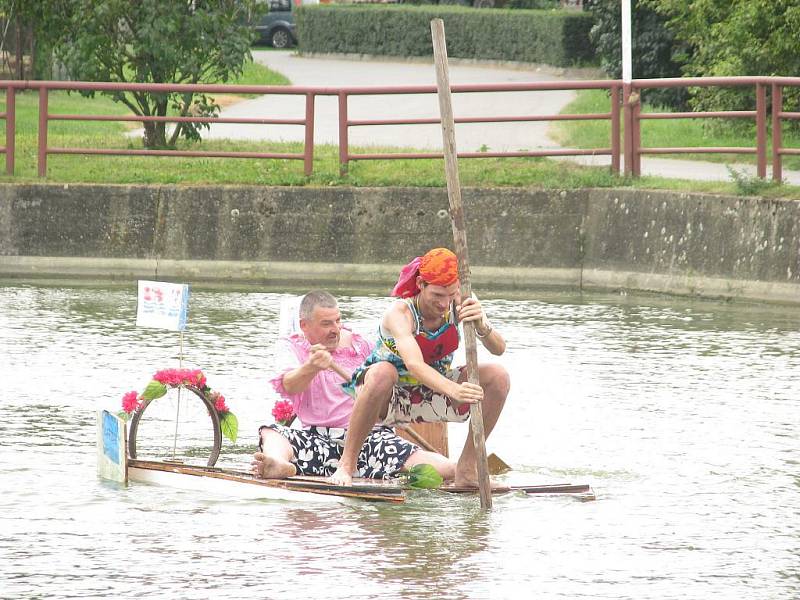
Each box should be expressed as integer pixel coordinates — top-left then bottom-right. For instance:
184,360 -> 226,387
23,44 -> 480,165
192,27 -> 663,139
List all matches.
1,284 -> 798,599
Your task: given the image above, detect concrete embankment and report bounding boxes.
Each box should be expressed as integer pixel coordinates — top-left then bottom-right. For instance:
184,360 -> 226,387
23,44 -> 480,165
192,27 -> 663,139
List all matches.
0,184 -> 798,304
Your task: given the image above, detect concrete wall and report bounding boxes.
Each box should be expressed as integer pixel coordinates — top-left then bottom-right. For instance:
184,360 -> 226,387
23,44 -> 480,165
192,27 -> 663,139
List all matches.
0,183 -> 798,304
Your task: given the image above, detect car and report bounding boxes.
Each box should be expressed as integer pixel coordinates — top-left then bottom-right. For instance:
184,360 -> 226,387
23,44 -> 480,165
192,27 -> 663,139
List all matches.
255,0 -> 297,49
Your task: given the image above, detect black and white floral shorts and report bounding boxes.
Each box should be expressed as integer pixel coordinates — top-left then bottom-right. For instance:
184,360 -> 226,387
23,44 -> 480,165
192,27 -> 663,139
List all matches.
260,424 -> 418,479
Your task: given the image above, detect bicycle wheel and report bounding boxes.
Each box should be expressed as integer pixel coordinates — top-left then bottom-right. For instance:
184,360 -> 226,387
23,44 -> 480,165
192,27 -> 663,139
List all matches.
128,385 -> 222,467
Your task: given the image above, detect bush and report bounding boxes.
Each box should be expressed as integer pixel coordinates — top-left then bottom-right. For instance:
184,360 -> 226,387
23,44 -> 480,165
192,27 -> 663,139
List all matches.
585,0 -> 688,110
504,0 -> 559,8
295,5 -> 594,67
645,0 -> 800,121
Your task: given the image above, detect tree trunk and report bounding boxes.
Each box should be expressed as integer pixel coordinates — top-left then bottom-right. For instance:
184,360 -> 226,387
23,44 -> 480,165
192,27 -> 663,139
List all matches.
143,122 -> 168,148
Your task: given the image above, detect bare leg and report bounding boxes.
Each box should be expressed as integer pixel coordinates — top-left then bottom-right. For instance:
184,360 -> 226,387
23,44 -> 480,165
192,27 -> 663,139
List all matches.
251,428 -> 297,479
328,362 -> 397,486
403,448 -> 456,481
454,363 -> 511,488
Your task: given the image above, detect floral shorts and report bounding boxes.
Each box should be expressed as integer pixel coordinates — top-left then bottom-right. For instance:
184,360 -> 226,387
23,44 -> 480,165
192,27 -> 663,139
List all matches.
378,366 -> 471,426
260,424 -> 418,479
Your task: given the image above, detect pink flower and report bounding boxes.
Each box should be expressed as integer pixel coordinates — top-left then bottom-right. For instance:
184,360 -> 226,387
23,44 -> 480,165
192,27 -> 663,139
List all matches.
153,368 -> 207,389
271,399 -> 294,424
214,395 -> 229,413
121,390 -> 141,414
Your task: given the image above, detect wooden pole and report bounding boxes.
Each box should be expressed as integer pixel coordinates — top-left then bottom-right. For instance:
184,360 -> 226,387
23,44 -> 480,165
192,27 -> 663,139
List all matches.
430,18 -> 492,509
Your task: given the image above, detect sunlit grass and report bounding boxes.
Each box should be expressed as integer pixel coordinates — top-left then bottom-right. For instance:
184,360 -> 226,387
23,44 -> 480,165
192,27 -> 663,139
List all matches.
553,89 -> 800,170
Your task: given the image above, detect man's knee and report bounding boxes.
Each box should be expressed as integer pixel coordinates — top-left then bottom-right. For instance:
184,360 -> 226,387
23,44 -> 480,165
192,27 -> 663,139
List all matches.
363,362 -> 399,392
480,363 -> 510,396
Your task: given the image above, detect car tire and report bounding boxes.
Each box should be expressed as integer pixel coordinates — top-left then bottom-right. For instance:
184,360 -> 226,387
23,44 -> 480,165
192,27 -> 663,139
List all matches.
270,27 -> 292,49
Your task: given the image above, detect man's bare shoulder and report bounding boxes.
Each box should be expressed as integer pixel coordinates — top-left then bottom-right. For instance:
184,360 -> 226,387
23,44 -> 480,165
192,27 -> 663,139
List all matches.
383,300 -> 415,335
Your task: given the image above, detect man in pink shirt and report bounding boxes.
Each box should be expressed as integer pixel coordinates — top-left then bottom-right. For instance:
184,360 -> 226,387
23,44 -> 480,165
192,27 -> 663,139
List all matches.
252,290 -> 454,480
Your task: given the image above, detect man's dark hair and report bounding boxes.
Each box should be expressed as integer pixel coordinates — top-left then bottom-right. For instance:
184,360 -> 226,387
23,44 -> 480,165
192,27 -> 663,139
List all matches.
299,290 -> 338,320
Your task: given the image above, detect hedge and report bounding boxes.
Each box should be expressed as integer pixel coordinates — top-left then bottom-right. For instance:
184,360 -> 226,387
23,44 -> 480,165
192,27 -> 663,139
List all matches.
295,5 -> 595,67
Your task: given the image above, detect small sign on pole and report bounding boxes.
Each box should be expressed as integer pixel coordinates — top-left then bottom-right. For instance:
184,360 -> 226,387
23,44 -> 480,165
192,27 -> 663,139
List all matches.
136,280 -> 190,331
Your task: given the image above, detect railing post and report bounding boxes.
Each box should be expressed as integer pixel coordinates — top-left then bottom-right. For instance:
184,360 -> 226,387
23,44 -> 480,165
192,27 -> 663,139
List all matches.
610,84 -> 620,175
622,83 -> 639,177
303,92 -> 315,177
755,82 -> 767,179
632,87 -> 642,176
771,83 -> 783,183
6,84 -> 15,175
38,86 -> 48,177
338,91 -> 349,176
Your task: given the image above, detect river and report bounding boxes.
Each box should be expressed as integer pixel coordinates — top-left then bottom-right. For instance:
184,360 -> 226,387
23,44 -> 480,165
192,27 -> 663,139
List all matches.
0,284 -> 797,599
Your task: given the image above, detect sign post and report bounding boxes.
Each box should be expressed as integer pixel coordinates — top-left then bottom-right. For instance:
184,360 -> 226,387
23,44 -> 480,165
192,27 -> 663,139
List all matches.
136,280 -> 190,459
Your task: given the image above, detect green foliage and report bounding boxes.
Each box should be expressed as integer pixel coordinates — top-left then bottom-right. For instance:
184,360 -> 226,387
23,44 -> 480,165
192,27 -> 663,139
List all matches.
295,5 -> 594,67
645,0 -> 800,119
726,166 -> 782,196
39,0 -> 265,148
406,464 -> 444,489
505,0 -> 559,8
584,0 -> 688,110
141,381 -> 168,402
220,412 -> 239,443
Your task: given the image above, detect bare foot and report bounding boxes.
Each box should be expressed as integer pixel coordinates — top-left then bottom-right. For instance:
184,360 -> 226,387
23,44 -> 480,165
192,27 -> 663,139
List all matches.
454,468 -> 503,489
251,452 -> 296,479
327,465 -> 354,486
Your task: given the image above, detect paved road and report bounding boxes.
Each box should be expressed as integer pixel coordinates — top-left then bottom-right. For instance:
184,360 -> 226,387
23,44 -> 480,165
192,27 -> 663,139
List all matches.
207,51 -> 800,185
205,50 -> 574,153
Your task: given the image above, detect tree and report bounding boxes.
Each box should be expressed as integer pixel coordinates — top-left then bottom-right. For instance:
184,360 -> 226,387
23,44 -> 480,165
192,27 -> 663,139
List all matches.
645,0 -> 800,114
45,0 -> 264,148
585,0 -> 689,109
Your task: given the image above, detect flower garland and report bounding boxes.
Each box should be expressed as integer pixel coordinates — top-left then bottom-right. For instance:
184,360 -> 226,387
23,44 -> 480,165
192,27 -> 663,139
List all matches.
120,368 -> 238,443
271,399 -> 295,426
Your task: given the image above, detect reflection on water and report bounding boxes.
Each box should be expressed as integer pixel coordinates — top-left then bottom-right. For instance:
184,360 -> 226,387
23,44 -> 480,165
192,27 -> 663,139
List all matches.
1,284 -> 799,599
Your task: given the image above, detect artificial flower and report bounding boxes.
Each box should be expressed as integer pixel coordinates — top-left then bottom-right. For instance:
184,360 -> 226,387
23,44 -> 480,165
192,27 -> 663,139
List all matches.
121,390 -> 141,414
271,399 -> 295,425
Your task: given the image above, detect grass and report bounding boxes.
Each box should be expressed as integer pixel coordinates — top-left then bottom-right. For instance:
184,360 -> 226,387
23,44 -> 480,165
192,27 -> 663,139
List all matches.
552,89 -> 800,171
1,81 -> 799,198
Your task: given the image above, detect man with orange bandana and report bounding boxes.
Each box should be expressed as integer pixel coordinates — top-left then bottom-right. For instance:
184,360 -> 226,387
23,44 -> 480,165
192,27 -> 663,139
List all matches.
330,248 -> 510,488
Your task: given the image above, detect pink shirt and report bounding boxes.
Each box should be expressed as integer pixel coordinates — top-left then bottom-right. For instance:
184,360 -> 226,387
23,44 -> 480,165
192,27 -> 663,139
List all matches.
270,330 -> 372,428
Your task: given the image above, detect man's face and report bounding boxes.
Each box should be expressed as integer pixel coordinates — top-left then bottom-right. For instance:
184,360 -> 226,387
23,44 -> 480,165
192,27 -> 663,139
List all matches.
300,305 -> 342,350
417,278 -> 460,317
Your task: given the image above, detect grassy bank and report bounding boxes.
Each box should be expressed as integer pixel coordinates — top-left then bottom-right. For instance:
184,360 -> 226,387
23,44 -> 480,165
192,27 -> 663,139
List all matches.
552,89 -> 800,170
1,80 -> 798,199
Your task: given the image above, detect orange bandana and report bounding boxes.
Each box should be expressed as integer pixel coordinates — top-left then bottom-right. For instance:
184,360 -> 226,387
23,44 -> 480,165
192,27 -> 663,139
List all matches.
391,248 -> 459,298
419,248 -> 458,287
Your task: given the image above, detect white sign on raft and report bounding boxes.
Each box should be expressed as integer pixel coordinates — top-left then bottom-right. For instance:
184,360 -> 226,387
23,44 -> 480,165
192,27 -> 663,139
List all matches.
135,280 -> 190,331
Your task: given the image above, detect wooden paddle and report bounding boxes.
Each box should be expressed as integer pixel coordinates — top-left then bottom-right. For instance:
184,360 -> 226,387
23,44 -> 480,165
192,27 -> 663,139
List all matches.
430,18 -> 493,509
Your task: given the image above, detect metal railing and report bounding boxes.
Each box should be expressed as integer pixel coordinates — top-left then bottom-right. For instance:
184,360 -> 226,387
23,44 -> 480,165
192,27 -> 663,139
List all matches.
336,80 -> 621,175
0,76 -> 797,181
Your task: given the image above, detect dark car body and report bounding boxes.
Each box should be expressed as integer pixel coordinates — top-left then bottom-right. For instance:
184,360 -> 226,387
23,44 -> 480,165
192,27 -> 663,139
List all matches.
255,0 -> 297,48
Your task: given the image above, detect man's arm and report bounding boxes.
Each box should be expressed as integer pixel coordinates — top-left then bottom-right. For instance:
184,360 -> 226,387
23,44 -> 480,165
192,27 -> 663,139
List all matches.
458,296 -> 506,356
281,344 -> 333,395
384,304 -> 482,405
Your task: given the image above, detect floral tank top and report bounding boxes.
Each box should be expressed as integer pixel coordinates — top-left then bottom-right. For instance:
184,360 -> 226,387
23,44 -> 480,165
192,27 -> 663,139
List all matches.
344,297 -> 460,393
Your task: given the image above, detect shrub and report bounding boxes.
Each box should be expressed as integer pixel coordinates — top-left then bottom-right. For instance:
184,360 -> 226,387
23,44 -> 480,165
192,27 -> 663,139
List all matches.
295,5 -> 595,67
645,0 -> 800,122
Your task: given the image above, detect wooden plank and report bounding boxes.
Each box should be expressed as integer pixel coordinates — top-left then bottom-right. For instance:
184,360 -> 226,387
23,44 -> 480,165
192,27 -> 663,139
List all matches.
440,482 -> 594,496
397,422 -> 449,457
129,459 -> 405,503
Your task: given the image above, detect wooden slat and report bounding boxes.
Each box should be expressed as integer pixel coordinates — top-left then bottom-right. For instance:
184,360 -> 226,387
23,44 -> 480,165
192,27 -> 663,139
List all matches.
397,422 -> 449,457
129,459 -> 405,503
440,482 -> 593,496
